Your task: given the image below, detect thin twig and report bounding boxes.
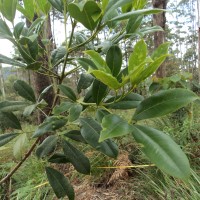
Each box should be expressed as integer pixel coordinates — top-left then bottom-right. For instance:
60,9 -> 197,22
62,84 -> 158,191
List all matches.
0,138 -> 40,185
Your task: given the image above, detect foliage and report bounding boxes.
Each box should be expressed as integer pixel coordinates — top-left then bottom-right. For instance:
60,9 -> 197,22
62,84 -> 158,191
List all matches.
0,0 -> 199,199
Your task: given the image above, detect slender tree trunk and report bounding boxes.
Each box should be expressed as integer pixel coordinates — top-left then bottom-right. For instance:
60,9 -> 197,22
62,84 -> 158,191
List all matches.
27,14 -> 55,124
0,64 -> 6,100
152,0 -> 168,78
197,0 -> 200,84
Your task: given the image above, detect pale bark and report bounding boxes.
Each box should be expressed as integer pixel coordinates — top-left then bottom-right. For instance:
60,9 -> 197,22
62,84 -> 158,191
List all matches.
197,0 -> 200,84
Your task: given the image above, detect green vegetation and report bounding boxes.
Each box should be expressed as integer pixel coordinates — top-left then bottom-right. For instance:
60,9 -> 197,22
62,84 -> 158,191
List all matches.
0,0 -> 199,199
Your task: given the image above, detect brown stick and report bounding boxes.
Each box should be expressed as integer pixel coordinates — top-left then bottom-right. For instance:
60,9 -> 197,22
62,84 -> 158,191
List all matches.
0,138 -> 40,185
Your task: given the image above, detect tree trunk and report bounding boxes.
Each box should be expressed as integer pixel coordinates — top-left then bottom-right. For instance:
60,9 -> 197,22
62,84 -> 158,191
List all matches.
27,14 -> 55,124
197,0 -> 200,84
152,0 -> 168,78
0,64 -> 6,100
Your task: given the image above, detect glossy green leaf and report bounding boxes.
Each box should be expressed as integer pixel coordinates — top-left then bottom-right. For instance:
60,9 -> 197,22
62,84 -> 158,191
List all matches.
62,140 -> 90,174
109,8 -> 164,22
106,93 -> 144,109
151,42 -> 170,60
13,133 -> 28,159
13,80 -> 36,102
51,46 -> 67,66
68,104 -> 82,122
52,102 -> 73,115
35,0 -> 51,15
33,116 -> 67,138
14,22 -> 25,39
77,58 -> 97,71
48,0 -> 64,13
68,1 -> 101,30
25,62 -> 41,70
58,85 -> 77,102
19,36 -> 39,60
17,0 -> 34,22
96,109 -> 110,123
0,54 -> 26,67
133,89 -> 199,121
64,130 -> 87,144
0,133 -> 18,147
48,153 -> 69,163
23,104 -> 36,117
126,15 -> 143,34
0,101 -> 27,112
99,114 -> 132,142
46,167 -> 75,199
92,79 -> 108,105
0,0 -> 17,22
80,117 -> 118,158
91,70 -> 121,90
85,50 -> 110,73
106,46 -> 122,77
0,20 -> 15,43
128,40 -> 147,72
103,0 -> 133,22
136,26 -> 163,37
131,125 -> 190,180
0,112 -> 21,130
36,135 -> 57,158
77,73 -> 94,93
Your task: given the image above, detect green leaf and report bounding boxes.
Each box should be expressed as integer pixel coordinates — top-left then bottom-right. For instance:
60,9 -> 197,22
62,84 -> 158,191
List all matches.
0,133 -> 18,147
91,70 -> 121,90
77,73 -> 94,93
126,15 -> 143,34
62,140 -> 90,174
14,22 -> 25,39
58,85 -> 77,102
26,62 -> 41,70
106,93 -> 144,109
0,19 -> 15,43
133,89 -> 199,121
23,104 -> 36,117
33,116 -> 67,138
48,0 -> 64,13
0,54 -> 26,67
17,0 -> 34,22
151,42 -> 170,60
13,80 -> 36,102
99,114 -> 132,142
0,101 -> 27,112
103,0 -> 133,22
0,112 -> 22,130
52,102 -> 73,115
109,8 -> 164,22
36,135 -> 57,158
51,46 -> 67,66
106,46 -> 122,77
35,0 -> 51,15
68,1 -> 101,30
13,133 -> 28,159
46,167 -> 75,199
128,40 -> 147,72
136,26 -> 163,37
48,153 -> 69,163
96,108 -> 110,123
80,117 -> 118,158
92,79 -> 108,105
131,125 -> 190,180
77,58 -> 97,71
85,50 -> 110,73
68,104 -> 82,122
64,130 -> 87,144
0,0 -> 17,22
